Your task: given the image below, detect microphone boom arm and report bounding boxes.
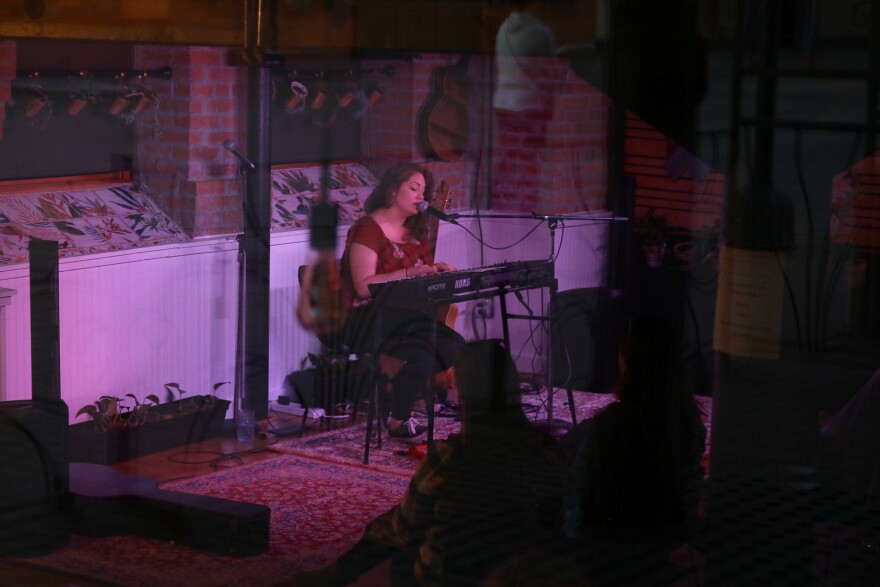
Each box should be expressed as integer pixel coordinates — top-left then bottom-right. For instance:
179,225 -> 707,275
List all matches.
439,211 -> 627,223
222,139 -> 256,171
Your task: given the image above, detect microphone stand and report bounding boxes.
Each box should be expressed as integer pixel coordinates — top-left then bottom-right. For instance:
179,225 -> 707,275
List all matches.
233,233 -> 247,433
232,168 -> 257,441
222,139 -> 259,440
444,211 -> 626,430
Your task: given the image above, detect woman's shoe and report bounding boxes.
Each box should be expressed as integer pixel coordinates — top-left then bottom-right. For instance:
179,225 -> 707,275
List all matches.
388,417 -> 427,439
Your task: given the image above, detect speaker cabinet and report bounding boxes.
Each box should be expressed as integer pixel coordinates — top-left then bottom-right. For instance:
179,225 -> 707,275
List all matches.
551,288 -> 634,392
0,399 -> 70,556
69,463 -> 270,557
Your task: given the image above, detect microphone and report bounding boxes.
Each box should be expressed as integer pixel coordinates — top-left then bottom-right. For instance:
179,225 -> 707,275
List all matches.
417,201 -> 458,224
222,139 -> 255,170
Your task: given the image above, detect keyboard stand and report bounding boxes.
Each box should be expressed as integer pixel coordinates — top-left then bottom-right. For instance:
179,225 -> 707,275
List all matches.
363,260 -> 564,463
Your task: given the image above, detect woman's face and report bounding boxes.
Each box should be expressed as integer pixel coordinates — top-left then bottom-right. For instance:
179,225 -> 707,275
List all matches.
391,172 -> 426,216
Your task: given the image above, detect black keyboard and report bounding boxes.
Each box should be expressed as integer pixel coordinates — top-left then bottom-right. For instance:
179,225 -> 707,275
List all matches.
368,259 -> 555,308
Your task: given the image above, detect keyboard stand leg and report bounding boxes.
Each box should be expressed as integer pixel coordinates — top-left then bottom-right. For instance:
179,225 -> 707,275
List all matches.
363,311 -> 384,465
426,318 -> 436,449
499,294 -> 511,349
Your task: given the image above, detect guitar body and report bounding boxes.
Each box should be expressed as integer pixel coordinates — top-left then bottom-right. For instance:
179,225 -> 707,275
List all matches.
417,58 -> 472,162
435,302 -> 459,391
426,180 -> 459,389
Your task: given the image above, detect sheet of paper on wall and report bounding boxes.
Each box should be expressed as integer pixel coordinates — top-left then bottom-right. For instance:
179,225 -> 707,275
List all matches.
713,245 -> 786,360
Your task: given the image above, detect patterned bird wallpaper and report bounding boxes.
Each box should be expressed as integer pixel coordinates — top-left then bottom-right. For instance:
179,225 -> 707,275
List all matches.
0,162 -> 377,266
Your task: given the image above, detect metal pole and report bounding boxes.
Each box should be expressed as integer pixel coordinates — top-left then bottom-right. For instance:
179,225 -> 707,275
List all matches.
241,63 -> 272,420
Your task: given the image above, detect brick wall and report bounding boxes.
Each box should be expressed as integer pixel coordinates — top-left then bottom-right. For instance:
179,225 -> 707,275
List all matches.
360,53 -> 608,216
0,42 -> 609,235
360,54 -> 478,209
625,111 -> 724,234
359,58 -> 418,171
492,56 -> 609,214
541,66 -> 609,214
0,41 -> 15,142
133,46 -> 245,237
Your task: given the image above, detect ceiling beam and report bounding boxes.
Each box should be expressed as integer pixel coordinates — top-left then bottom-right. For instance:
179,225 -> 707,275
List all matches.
0,0 -> 498,54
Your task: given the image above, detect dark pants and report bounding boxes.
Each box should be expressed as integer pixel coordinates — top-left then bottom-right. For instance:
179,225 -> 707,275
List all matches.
343,307 -> 464,421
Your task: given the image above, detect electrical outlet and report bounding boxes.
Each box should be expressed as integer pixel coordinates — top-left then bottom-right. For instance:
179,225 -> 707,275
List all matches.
474,300 -> 494,318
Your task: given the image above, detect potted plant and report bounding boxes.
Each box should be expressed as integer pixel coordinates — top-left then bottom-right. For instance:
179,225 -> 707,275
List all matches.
69,382 -> 231,465
635,208 -> 671,269
74,393 -> 163,431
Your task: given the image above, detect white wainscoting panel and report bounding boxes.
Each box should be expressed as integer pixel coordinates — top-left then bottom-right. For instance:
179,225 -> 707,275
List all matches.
267,230 -> 332,400
0,234 -> 316,422
0,213 -> 608,420
0,264 -> 30,404
436,214 -> 608,372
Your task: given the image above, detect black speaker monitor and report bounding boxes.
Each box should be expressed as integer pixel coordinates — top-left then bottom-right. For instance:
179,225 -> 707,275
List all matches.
30,238 -> 61,403
0,399 -> 70,556
551,288 -> 634,392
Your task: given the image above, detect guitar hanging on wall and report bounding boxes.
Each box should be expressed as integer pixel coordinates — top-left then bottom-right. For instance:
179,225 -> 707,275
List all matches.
417,56 -> 472,162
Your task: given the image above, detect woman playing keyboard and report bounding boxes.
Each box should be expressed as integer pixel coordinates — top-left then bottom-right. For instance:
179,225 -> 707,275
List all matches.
339,162 -> 464,439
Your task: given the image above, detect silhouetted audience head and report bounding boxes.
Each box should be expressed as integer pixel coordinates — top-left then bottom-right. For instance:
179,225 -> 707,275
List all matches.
561,313 -> 705,586
616,313 -> 686,415
454,339 -> 524,424
432,339 -> 569,586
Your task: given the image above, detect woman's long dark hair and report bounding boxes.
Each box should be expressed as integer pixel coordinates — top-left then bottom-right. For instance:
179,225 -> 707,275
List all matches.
364,162 -> 435,242
604,314 -> 703,525
616,314 -> 686,413
452,339 -> 538,450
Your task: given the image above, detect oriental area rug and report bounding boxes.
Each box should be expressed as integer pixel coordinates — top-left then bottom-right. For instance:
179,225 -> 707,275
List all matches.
14,454 -> 410,587
12,391 -> 713,587
271,390 -> 714,476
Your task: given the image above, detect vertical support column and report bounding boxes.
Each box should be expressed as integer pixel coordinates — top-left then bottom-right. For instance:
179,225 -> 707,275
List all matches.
855,1 -> 880,334
752,0 -> 779,189
866,0 -> 879,155
29,239 -> 60,403
242,63 -> 272,419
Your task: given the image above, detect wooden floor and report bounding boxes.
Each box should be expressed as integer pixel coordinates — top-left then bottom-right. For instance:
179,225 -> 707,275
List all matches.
0,411 -> 318,587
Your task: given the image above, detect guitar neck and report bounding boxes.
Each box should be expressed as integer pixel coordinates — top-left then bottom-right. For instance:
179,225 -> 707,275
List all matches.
427,179 -> 451,258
